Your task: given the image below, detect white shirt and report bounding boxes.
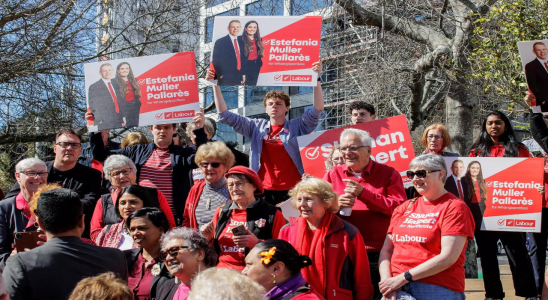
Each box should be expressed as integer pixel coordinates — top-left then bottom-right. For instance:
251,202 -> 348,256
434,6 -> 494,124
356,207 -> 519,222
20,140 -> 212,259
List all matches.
450,174 -> 464,197
118,230 -> 134,250
537,57 -> 548,73
229,34 -> 241,55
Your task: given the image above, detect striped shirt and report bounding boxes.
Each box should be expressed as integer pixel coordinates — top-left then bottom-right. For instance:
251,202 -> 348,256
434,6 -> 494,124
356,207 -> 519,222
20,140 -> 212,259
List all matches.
194,177 -> 230,228
138,148 -> 174,214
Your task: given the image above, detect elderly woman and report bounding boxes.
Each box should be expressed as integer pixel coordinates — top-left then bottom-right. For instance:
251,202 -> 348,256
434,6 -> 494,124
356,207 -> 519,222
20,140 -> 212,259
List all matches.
243,239 -> 323,300
325,145 -> 343,171
201,166 -> 286,271
124,208 -> 172,300
90,155 -> 175,240
155,227 -> 217,300
96,185 -> 153,248
378,154 -> 474,300
182,142 -> 234,229
188,268 -> 265,300
0,158 -> 47,269
279,177 -> 373,299
421,124 -> 459,156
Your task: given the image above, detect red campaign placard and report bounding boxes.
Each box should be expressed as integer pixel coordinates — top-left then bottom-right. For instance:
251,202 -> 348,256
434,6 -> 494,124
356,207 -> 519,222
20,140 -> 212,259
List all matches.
84,52 -> 200,132
209,16 -> 321,87
297,115 -> 415,186
443,157 -> 543,232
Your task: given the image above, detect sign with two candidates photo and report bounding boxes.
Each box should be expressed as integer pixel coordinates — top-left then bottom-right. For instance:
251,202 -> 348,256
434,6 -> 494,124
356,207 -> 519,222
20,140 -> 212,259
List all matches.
518,39 -> 548,113
208,16 -> 322,87
84,52 -> 200,132
297,115 -> 416,187
443,157 -> 543,232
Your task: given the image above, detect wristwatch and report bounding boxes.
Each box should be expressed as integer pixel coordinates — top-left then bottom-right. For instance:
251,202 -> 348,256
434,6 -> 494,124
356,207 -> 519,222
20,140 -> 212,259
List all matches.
404,270 -> 413,282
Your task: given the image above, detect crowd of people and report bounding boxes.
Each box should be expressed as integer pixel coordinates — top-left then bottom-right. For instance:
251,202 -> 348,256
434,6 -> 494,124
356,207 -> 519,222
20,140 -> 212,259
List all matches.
1,63 -> 548,300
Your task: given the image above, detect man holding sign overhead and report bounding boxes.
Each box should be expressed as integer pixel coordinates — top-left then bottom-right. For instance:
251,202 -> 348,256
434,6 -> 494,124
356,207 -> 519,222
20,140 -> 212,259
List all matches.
206,61 -> 323,205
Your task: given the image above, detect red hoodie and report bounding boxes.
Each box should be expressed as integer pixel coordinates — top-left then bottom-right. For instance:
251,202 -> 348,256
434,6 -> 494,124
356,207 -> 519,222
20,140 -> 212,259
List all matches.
279,216 -> 373,300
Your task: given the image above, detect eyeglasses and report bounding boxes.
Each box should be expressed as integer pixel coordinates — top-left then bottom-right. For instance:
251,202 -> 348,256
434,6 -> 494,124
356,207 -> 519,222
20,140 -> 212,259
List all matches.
227,181 -> 248,190
22,171 -> 48,178
427,135 -> 443,141
406,170 -> 442,179
159,245 -> 190,261
110,169 -> 132,178
200,162 -> 221,168
340,146 -> 366,153
55,142 -> 82,149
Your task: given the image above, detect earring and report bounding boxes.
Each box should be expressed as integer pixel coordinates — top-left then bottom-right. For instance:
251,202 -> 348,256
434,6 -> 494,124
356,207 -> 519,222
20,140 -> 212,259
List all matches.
272,274 -> 276,284
34,222 -> 39,228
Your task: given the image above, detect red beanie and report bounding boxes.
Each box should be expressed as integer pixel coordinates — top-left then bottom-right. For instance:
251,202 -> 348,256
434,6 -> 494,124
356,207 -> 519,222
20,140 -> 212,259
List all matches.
224,166 -> 264,194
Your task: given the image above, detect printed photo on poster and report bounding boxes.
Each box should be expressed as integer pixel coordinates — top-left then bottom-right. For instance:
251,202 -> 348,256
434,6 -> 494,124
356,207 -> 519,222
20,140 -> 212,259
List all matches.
443,157 -> 543,232
208,16 -> 322,87
84,52 -> 200,132
297,115 -> 415,187
517,40 -> 548,113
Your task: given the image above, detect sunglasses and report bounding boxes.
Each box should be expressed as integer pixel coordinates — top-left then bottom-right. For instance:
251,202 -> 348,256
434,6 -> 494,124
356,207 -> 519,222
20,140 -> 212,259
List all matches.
200,162 -> 221,168
159,245 -> 190,261
406,170 -> 442,179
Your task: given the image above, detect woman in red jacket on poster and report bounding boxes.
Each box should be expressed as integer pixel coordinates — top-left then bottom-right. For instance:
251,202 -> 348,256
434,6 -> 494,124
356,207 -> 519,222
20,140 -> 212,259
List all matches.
468,110 -> 538,300
182,141 -> 234,229
243,239 -> 324,300
279,177 -> 373,300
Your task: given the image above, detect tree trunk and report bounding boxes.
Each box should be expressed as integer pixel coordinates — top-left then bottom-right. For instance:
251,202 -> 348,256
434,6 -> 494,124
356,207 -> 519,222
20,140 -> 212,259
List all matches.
445,75 -> 476,155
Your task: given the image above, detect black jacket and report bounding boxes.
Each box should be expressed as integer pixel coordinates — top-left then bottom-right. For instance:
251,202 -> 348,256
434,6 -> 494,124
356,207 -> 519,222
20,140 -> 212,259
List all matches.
155,278 -> 180,300
0,196 -> 39,270
525,59 -> 548,112
124,248 -> 173,299
90,128 -> 207,224
212,35 -> 245,85
88,79 -> 125,131
3,236 -> 128,300
5,161 -> 102,238
530,112 -> 548,153
79,139 -> 121,194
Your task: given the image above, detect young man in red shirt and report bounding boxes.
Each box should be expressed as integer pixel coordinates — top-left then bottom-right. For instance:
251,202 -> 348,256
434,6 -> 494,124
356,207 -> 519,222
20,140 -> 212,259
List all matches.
323,127 -> 406,300
206,62 -> 324,205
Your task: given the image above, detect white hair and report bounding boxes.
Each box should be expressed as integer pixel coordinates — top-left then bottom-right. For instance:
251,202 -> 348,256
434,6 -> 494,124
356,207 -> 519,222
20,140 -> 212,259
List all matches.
340,128 -> 372,147
103,155 -> 137,180
15,158 -> 46,173
188,268 -> 266,300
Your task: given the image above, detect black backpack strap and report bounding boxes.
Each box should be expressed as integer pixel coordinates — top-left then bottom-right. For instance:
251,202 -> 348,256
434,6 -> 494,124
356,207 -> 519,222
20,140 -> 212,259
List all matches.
279,286 -> 311,300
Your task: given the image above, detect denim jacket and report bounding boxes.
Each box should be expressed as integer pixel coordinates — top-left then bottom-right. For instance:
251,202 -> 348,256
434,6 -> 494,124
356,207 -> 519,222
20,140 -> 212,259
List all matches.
218,107 -> 323,175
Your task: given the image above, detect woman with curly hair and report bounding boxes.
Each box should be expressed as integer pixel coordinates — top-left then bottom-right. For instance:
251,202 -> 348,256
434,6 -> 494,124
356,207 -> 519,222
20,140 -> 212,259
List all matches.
115,62 -> 142,127
241,21 -> 264,86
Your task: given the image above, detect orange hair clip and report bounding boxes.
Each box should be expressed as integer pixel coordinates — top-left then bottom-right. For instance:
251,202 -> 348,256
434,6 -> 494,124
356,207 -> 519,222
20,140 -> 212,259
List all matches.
259,247 -> 277,265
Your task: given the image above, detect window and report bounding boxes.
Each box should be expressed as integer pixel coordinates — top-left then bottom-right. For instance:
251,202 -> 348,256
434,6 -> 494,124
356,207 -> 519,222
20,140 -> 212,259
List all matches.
214,122 -> 238,143
245,86 -> 283,106
289,86 -> 314,95
246,0 -> 284,16
206,0 -> 230,8
205,8 -> 240,43
291,0 -> 332,15
290,105 -> 323,129
204,86 -> 239,113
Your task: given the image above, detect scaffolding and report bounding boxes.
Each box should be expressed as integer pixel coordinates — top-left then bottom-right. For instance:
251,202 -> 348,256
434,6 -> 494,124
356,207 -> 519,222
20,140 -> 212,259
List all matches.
318,9 -> 381,130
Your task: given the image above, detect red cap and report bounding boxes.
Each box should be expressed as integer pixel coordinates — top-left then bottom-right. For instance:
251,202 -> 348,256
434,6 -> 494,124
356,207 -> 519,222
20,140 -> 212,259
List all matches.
224,166 -> 264,194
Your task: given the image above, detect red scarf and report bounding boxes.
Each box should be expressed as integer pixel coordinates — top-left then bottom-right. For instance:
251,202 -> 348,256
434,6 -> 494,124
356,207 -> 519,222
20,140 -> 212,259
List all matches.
294,211 -> 333,296
15,193 -> 35,229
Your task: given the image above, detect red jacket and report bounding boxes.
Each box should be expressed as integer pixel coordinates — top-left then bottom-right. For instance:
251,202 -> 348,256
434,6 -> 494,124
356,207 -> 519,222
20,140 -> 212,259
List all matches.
323,161 -> 406,251
182,181 -> 207,229
279,216 -> 373,300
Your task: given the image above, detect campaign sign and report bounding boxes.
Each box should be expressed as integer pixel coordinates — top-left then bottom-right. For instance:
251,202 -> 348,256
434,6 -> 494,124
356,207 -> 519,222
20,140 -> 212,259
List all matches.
443,157 -> 543,232
209,16 -> 322,87
84,52 -> 200,132
517,40 -> 548,113
297,115 -> 415,187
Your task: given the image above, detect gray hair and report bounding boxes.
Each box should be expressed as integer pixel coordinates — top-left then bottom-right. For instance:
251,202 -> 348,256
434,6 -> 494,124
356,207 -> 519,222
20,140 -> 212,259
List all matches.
188,268 -> 266,300
103,155 -> 137,180
409,154 -> 447,182
160,227 -> 217,267
15,158 -> 46,173
187,119 -> 216,138
0,270 -> 5,297
340,128 -> 372,147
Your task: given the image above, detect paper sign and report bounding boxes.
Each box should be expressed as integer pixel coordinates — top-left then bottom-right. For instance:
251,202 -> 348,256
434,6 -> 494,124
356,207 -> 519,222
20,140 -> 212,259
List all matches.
443,157 -> 543,232
209,16 -> 322,86
85,52 -> 200,132
517,40 -> 548,112
297,115 -> 415,187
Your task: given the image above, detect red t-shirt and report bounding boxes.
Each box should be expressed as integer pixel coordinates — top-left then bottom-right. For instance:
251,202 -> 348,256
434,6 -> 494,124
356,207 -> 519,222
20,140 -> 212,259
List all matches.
387,192 -> 475,293
258,125 -> 302,191
248,40 -> 258,61
216,209 -> 248,271
471,181 -> 481,203
126,80 -> 135,102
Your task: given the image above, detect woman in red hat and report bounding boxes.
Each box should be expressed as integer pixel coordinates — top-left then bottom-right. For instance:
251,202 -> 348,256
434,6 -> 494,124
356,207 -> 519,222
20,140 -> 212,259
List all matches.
200,166 -> 287,271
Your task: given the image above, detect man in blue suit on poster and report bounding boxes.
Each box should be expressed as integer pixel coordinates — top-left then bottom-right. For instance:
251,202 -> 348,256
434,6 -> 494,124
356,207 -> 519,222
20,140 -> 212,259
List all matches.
212,20 -> 245,86
88,63 -> 124,130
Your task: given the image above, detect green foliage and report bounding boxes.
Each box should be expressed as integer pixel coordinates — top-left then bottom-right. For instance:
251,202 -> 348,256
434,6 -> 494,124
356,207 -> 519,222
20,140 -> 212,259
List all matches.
470,0 -> 548,109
